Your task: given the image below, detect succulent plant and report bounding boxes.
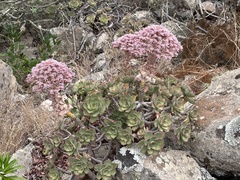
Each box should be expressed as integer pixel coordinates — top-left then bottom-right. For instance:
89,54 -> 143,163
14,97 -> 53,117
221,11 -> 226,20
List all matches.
75,128 -> 96,145
52,135 -> 62,147
137,132 -> 165,155
169,84 -> 183,97
175,122 -> 192,143
86,14 -> 96,24
137,128 -> 147,138
72,81 -> 98,95
172,97 -> 185,114
63,136 -> 81,156
152,93 -> 167,112
48,168 -> 62,180
181,85 -> 195,104
37,71 -> 198,179
164,75 -> 178,89
118,95 -> 136,113
154,111 -> 172,132
116,14 -> 152,37
68,0 -> 83,9
108,82 -> 128,96
42,139 -> 54,155
160,85 -> 172,99
188,108 -> 199,122
99,13 -> 111,25
117,127 -> 133,145
94,160 -> 118,180
127,110 -> 144,131
102,119 -> 122,140
82,93 -> 110,123
88,0 -> 97,7
69,157 -> 93,178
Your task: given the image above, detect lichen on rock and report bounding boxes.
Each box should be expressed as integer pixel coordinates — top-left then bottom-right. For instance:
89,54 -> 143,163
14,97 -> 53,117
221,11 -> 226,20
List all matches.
224,116 -> 240,146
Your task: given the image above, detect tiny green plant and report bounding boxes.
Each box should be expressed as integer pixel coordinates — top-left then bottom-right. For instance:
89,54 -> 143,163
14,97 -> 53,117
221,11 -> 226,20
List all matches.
0,153 -> 25,180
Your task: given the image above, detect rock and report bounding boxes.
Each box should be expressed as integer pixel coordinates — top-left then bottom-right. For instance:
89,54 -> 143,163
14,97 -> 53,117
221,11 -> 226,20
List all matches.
161,21 -> 191,41
0,60 -> 17,114
83,71 -> 108,81
200,1 -> 216,14
21,33 -> 34,47
200,167 -> 217,180
143,150 -> 215,180
133,11 -> 154,20
91,53 -> 109,72
185,0 -> 199,9
21,47 -> 38,60
114,146 -> 146,175
114,146 -> 215,180
40,99 -> 54,111
49,26 -> 96,56
11,143 -> 34,177
94,32 -> 110,53
181,68 -> 240,177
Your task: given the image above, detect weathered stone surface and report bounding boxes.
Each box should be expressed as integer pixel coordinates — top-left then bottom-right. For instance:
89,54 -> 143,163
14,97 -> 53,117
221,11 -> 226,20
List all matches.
133,11 -> 155,20
92,53 -> 108,72
94,32 -> 110,53
21,47 -> 38,60
182,68 -> 240,176
40,99 -> 54,111
83,71 -> 108,81
11,143 -> 34,177
50,26 -> 96,55
143,150 -> 215,180
200,1 -> 216,14
0,60 -> 17,114
161,21 -> 190,41
114,146 -> 215,180
185,0 -> 199,9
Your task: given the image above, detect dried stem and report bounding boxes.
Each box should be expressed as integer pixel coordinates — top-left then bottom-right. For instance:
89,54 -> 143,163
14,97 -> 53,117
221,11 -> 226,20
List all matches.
102,140 -> 112,162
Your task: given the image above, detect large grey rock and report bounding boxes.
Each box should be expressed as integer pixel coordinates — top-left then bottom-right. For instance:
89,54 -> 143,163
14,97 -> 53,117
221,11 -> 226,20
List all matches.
161,21 -> 191,41
114,146 -> 215,180
11,143 -> 34,177
0,60 -> 17,114
50,26 -> 96,56
181,68 -> 240,176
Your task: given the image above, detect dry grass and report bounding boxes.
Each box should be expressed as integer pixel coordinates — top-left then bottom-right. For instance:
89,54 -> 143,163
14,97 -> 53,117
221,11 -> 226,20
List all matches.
0,96 -> 64,154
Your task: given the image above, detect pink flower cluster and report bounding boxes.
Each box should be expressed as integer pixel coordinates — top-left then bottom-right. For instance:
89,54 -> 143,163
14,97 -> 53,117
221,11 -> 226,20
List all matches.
26,58 -> 75,95
112,25 -> 183,60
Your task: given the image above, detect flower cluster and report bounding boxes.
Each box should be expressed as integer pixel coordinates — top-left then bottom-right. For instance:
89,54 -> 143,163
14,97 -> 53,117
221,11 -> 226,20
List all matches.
26,58 -> 75,95
112,24 -> 183,61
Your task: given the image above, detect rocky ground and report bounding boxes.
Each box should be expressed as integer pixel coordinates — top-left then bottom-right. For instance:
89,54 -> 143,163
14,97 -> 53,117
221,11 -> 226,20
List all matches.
0,0 -> 240,179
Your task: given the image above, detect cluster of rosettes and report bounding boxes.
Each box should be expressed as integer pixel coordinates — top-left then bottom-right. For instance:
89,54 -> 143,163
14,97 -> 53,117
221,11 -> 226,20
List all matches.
26,58 -> 75,95
112,24 -> 183,60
